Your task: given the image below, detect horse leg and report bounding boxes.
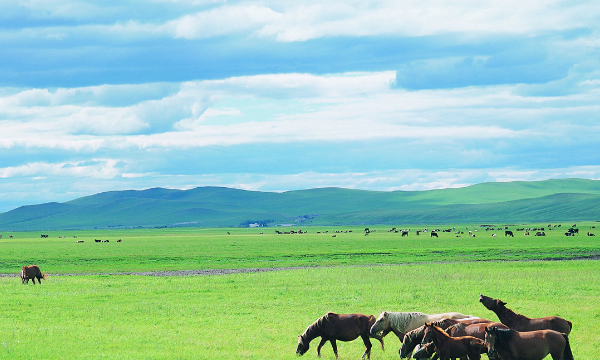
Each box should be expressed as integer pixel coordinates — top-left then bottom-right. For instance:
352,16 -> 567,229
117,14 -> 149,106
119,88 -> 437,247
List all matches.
361,335 -> 372,359
316,338 -> 327,357
329,339 -> 339,359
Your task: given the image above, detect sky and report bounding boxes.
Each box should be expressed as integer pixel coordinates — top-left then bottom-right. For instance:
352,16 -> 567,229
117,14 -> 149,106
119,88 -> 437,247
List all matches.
1,0 -> 600,212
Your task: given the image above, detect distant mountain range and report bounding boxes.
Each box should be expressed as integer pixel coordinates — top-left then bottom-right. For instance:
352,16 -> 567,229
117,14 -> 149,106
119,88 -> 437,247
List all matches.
1,178 -> 600,231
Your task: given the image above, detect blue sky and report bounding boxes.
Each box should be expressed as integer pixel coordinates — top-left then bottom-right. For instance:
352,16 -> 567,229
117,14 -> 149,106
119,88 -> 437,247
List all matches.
1,0 -> 600,212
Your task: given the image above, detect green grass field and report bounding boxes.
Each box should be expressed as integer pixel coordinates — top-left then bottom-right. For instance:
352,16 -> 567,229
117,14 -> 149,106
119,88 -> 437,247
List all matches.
1,224 -> 599,359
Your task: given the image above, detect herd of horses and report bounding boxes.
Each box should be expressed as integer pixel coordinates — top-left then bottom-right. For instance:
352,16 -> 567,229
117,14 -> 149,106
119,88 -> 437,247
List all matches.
296,294 -> 573,360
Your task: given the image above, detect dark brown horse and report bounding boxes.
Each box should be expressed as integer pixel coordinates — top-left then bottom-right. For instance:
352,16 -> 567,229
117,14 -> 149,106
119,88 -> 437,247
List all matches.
479,294 -> 572,334
21,265 -> 46,284
296,312 -> 384,359
484,326 -> 574,360
422,323 -> 486,360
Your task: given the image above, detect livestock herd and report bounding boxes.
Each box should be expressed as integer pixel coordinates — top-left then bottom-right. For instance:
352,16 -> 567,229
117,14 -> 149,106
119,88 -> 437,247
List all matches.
296,295 -> 573,360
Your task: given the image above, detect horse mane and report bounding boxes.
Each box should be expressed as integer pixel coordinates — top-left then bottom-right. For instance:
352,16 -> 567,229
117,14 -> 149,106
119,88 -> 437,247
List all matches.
404,325 -> 425,343
496,303 -> 531,323
388,312 -> 426,331
429,324 -> 451,339
445,322 -> 466,335
490,328 -> 515,348
431,318 -> 456,329
300,313 -> 331,340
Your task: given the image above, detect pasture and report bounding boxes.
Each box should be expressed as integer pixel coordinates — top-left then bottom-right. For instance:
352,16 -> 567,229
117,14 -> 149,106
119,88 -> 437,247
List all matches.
1,224 -> 599,359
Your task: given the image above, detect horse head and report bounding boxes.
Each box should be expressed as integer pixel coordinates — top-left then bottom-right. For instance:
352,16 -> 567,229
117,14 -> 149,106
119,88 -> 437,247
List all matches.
421,323 -> 433,344
484,326 -> 498,358
370,311 -> 389,337
296,335 -> 309,356
479,294 -> 506,310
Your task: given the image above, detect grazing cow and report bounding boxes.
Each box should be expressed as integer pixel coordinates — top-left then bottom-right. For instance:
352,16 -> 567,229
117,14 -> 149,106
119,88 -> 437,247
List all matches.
588,232 -> 595,236
505,230 -> 514,237
117,239 -> 122,242
401,230 -> 409,237
95,239 -> 102,243
41,234 -> 49,238
77,240 -> 84,243
21,265 -> 45,284
430,232 -> 438,238
103,240 -> 109,243
535,232 -> 546,236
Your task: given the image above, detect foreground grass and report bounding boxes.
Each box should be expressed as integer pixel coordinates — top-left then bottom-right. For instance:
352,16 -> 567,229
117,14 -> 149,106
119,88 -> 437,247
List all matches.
1,260 -> 598,359
1,223 -> 599,273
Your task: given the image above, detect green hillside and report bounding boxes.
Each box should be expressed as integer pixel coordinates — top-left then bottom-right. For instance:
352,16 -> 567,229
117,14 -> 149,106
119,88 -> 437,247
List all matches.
1,178 -> 600,231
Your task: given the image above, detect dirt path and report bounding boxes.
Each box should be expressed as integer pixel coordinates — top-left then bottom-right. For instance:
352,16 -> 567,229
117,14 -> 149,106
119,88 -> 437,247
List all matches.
2,255 -> 599,278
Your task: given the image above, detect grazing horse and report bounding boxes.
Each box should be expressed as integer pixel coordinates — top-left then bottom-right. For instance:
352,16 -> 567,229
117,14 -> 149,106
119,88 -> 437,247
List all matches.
370,311 -> 475,340
296,312 -> 384,359
21,265 -> 46,284
484,326 -> 574,360
479,295 -> 572,335
422,323 -> 486,360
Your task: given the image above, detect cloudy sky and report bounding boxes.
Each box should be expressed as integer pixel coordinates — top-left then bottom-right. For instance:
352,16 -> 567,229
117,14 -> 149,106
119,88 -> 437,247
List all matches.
1,0 -> 599,212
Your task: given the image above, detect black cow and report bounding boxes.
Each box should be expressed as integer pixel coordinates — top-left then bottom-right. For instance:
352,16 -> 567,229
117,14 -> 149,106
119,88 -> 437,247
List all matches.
430,232 -> 438,237
504,230 -> 514,237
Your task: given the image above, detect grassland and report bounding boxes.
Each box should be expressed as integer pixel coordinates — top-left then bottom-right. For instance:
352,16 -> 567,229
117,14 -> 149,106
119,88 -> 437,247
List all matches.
1,224 -> 599,359
1,223 -> 599,273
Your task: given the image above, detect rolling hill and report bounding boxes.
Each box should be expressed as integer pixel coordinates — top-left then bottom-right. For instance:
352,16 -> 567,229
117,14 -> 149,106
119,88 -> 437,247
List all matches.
1,178 -> 600,231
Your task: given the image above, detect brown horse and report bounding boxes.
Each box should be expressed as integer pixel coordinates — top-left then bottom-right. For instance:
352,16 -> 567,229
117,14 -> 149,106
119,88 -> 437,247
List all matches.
296,312 -> 384,359
446,321 -> 508,340
21,265 -> 46,284
479,294 -> 572,334
484,326 -> 574,360
422,323 -> 486,360
399,318 -> 491,359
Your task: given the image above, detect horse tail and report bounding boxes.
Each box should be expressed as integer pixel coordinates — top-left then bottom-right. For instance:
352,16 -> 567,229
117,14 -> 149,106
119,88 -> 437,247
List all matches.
562,334 -> 574,360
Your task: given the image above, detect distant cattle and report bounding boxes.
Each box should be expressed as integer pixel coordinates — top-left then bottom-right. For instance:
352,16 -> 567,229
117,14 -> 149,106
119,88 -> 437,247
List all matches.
77,240 -> 84,243
430,232 -> 438,238
535,231 -> 546,236
117,239 -> 122,242
95,239 -> 102,243
505,230 -> 514,237
40,234 -> 49,238
401,230 -> 409,237
103,240 -> 109,243
21,265 -> 45,285
588,232 -> 595,236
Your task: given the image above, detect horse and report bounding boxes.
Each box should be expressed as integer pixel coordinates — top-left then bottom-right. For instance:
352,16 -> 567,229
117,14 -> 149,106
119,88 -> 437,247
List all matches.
479,295 -> 572,335
484,326 -> 574,360
399,318 -> 488,358
21,265 -> 46,284
422,323 -> 486,360
370,311 -> 476,340
446,321 -> 508,340
296,312 -> 384,359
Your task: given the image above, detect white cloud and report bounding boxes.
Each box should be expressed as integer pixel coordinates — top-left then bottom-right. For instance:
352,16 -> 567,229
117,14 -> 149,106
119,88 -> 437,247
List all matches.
167,5 -> 281,39
0,159 -> 123,180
